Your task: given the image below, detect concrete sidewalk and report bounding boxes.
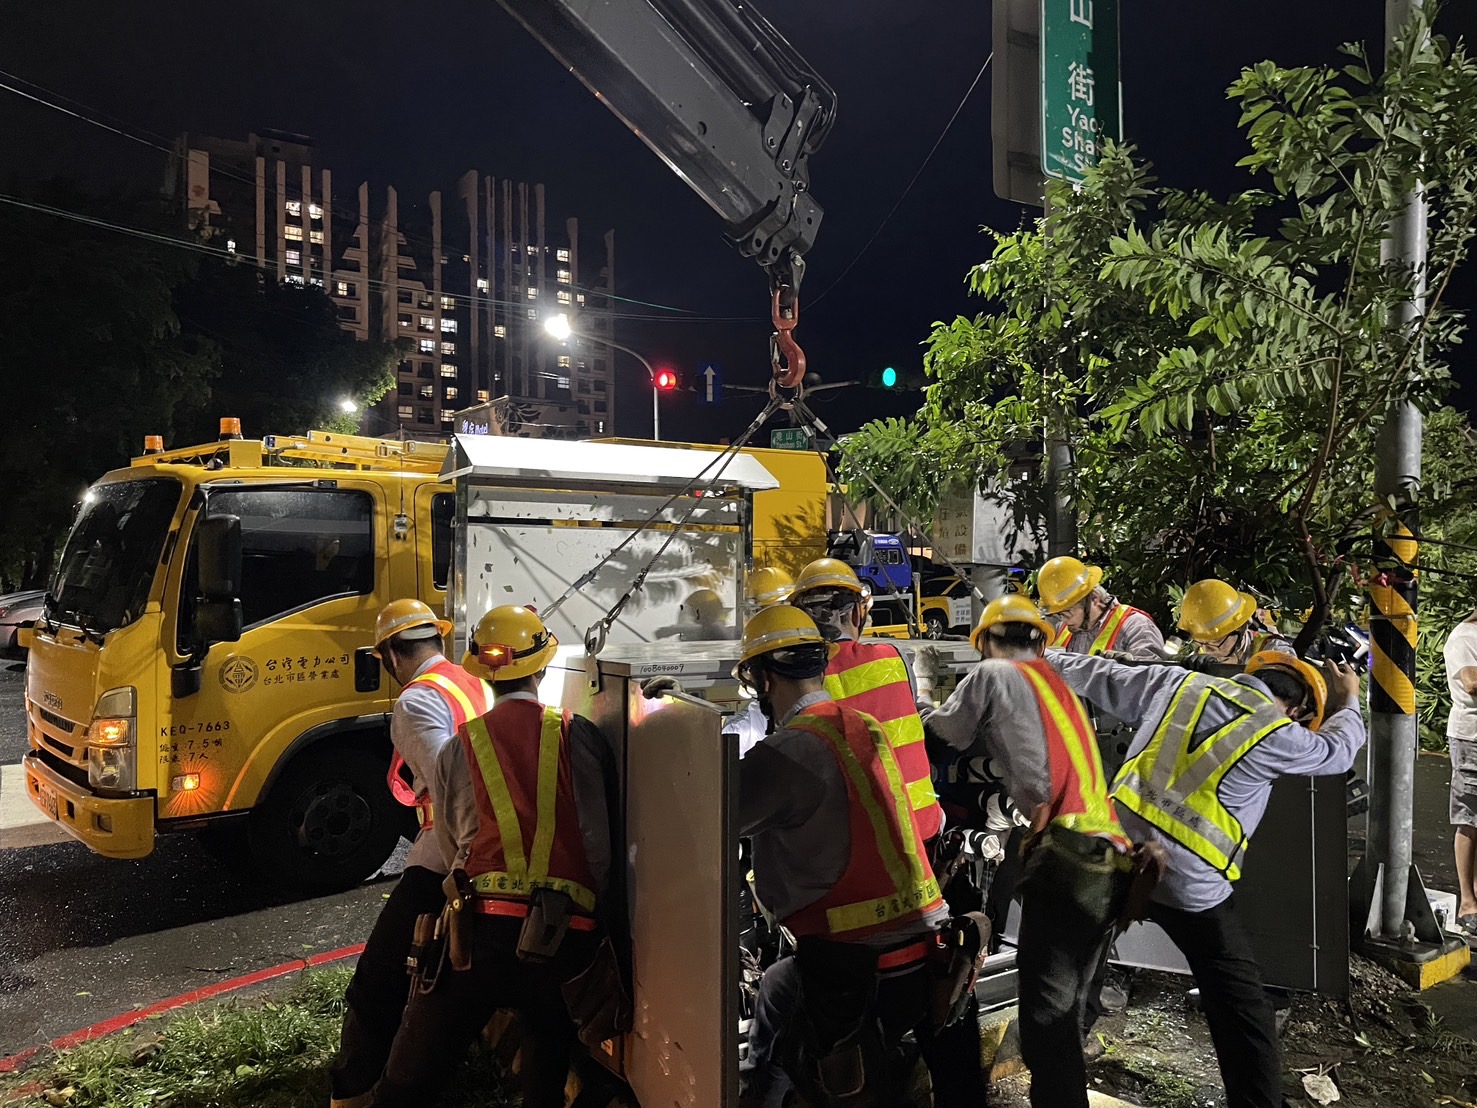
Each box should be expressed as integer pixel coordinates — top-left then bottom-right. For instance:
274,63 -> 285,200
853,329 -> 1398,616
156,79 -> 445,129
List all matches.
0,762 -> 68,850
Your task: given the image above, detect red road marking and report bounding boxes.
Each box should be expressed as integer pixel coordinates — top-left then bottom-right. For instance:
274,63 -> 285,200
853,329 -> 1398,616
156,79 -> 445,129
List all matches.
0,943 -> 364,1075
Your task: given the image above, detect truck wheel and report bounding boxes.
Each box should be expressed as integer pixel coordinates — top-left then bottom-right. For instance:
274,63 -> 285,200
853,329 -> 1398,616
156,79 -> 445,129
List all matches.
925,614 -> 947,640
247,744 -> 401,894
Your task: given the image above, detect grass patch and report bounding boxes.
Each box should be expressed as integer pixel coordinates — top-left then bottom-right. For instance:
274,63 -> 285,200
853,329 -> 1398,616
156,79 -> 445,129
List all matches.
4,968 -> 519,1108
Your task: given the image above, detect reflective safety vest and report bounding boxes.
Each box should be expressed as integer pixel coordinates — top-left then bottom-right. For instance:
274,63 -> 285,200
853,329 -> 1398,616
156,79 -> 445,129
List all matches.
389,659 -> 493,828
784,700 -> 944,940
1013,659 -> 1130,850
460,699 -> 599,913
1063,608 -> 1152,658
825,640 -> 942,841
1111,673 -> 1290,881
1048,623 -> 1074,649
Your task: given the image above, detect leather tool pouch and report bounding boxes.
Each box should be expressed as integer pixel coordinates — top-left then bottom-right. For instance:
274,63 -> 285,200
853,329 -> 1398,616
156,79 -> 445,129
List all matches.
441,870 -> 473,972
1118,841 -> 1170,929
517,887 -> 575,963
407,911 -> 447,993
928,912 -> 991,1032
561,935 -> 634,1047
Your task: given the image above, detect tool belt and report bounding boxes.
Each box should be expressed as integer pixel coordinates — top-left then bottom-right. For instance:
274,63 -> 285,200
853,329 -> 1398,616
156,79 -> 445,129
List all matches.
1020,824 -> 1132,925
927,912 -> 990,1032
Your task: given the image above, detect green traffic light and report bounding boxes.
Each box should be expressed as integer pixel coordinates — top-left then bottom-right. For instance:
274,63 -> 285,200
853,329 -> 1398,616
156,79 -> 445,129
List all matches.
881,366 -> 898,388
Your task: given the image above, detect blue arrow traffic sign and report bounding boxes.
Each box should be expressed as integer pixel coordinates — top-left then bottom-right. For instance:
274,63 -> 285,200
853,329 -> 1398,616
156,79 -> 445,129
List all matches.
698,362 -> 723,405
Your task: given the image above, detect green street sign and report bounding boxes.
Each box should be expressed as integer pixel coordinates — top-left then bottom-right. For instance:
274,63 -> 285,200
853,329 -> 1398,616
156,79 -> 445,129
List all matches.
769,427 -> 812,451
1040,0 -> 1122,184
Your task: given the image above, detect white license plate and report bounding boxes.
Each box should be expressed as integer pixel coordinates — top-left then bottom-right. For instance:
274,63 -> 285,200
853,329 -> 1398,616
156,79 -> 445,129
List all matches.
34,779 -> 60,821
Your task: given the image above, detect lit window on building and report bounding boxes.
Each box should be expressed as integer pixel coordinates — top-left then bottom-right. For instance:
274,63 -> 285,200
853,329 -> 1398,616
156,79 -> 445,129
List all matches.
577,293 -> 585,306
476,389 -> 489,402
226,238 -> 237,254
310,230 -> 324,245
557,355 -> 572,368
310,277 -> 324,288
399,314 -> 413,328
526,287 -> 538,300
335,280 -> 349,297
286,248 -> 302,266
556,248 -> 571,262
398,404 -> 414,419
477,278 -> 490,292
441,295 -> 456,311
285,225 -> 304,241
440,318 -> 457,333
309,203 -> 324,220
420,384 -> 434,399
556,290 -> 571,305
285,200 -> 302,217
444,386 -> 458,401
285,274 -> 305,286
526,308 -> 537,320
419,316 -> 435,332
440,364 -> 457,378
441,410 -> 455,423
556,268 -> 571,283
494,325 -> 507,338
526,245 -> 539,256
596,420 -> 605,434
556,376 -> 570,391
441,341 -> 456,355
419,338 -> 436,353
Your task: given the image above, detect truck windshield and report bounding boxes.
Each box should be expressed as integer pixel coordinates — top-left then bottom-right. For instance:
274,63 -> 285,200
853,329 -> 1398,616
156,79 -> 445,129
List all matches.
48,478 -> 181,635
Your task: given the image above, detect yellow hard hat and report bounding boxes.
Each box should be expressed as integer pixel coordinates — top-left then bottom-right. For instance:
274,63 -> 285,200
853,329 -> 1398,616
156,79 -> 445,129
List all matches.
463,605 -> 559,682
734,604 -> 826,674
748,567 -> 795,609
1179,579 -> 1257,640
970,594 -> 1055,652
1036,556 -> 1103,615
683,588 -> 729,624
1245,651 -> 1327,731
792,557 -> 864,600
372,598 -> 451,655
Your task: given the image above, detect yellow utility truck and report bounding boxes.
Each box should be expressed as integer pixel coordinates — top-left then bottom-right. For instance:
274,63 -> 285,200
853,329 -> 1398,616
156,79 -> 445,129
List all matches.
22,426 -> 789,891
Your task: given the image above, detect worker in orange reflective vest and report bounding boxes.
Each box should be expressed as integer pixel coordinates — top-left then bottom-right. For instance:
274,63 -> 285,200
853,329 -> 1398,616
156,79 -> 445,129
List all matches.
1037,556 -> 1165,661
790,557 -> 944,843
330,599 -> 491,1108
926,595 -> 1133,1108
736,605 -> 985,1108
367,605 -> 618,1108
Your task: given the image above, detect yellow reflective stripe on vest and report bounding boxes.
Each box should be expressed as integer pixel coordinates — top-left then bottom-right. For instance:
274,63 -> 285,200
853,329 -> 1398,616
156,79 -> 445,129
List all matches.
794,712 -> 940,934
1049,625 -> 1073,649
876,713 -> 925,749
1111,674 -> 1288,880
1016,664 -> 1121,840
412,671 -> 482,722
1088,604 -> 1132,655
906,776 -> 938,813
824,655 -> 909,702
464,707 -> 595,911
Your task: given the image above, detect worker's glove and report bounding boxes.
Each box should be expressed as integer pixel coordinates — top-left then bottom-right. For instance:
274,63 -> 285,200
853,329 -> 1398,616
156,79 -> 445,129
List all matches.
641,675 -> 685,699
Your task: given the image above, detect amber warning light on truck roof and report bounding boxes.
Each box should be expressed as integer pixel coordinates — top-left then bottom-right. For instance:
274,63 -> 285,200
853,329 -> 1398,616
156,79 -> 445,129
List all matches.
143,435 -> 164,454
219,417 -> 243,440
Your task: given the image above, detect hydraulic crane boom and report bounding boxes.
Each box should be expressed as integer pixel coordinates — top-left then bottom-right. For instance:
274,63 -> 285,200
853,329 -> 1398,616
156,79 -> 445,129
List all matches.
496,0 -> 835,387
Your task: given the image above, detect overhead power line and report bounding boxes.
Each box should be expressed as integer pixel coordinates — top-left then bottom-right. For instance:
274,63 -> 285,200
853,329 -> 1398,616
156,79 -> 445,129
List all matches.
807,50 -> 994,310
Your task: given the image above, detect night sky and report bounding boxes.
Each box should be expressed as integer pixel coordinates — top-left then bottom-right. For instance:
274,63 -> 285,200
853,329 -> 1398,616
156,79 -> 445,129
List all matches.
3,1 -> 1473,441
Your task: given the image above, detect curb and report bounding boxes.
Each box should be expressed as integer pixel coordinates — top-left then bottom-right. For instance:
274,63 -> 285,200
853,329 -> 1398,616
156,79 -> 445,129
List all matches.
0,943 -> 365,1075
0,762 -> 69,851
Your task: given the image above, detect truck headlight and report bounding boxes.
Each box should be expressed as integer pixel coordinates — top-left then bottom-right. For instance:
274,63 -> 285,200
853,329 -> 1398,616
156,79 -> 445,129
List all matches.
87,686 -> 138,793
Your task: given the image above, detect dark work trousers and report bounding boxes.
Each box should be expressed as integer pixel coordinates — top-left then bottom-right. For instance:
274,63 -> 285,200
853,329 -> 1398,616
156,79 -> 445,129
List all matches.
1013,830 -> 1125,1108
1148,897 -> 1281,1108
331,865 -> 447,1100
369,916 -> 597,1108
741,941 -> 989,1108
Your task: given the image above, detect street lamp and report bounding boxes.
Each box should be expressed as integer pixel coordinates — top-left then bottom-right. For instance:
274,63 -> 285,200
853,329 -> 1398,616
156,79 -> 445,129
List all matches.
338,398 -> 360,415
544,313 -> 668,441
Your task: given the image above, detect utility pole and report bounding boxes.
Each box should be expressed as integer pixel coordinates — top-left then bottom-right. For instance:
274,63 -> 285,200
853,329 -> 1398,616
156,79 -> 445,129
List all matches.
1358,0 -> 1468,984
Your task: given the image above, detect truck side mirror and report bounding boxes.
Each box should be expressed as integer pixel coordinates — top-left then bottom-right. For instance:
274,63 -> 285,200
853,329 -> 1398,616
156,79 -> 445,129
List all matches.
197,515 -> 242,600
197,598 -> 243,645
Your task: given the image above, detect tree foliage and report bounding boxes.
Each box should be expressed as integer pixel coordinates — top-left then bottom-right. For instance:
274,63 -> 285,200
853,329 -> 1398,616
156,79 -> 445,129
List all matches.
840,9 -> 1477,744
0,184 -> 398,589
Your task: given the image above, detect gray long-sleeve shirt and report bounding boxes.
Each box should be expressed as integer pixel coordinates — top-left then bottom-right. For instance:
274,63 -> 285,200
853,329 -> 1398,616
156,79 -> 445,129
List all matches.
430,692 -> 616,904
739,690 -> 948,944
1061,594 -> 1166,661
391,654 -> 461,873
1052,652 -> 1367,911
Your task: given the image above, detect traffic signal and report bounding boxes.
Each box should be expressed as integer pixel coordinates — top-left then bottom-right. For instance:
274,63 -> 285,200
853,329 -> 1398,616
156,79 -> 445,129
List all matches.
653,368 -> 679,391
880,366 -> 898,388
867,365 -> 920,389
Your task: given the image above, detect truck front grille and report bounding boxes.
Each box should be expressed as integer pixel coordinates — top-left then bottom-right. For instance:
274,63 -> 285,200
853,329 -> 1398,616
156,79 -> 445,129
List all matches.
38,707 -> 78,734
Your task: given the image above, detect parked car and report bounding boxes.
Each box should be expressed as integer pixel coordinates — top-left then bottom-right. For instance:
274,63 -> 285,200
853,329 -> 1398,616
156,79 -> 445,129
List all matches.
0,589 -> 44,659
918,576 -> 974,639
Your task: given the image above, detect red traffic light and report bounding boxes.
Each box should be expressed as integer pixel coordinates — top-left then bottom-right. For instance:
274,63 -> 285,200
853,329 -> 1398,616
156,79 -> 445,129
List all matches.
653,368 -> 679,391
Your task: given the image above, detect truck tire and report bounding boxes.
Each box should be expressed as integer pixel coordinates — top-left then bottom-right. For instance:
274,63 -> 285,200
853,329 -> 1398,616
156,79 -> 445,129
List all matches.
925,613 -> 948,640
247,743 -> 402,894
